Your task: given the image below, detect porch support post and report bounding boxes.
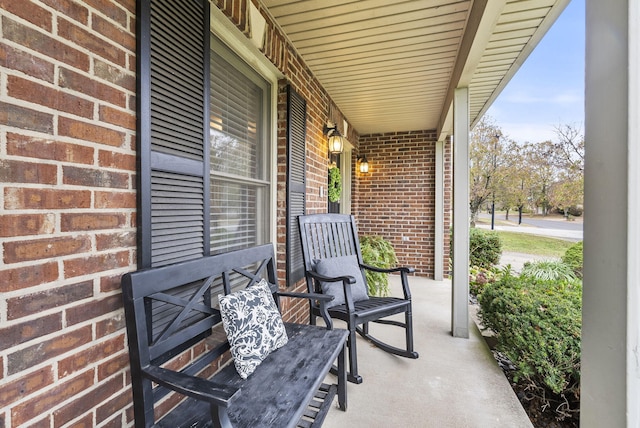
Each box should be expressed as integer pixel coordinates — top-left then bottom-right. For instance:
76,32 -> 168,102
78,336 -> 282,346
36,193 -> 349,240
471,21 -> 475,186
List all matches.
451,87 -> 470,338
582,0 -> 639,426
434,140 -> 444,281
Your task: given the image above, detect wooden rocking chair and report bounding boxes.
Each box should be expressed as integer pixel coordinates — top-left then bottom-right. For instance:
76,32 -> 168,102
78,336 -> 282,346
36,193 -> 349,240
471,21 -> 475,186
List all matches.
297,213 -> 418,383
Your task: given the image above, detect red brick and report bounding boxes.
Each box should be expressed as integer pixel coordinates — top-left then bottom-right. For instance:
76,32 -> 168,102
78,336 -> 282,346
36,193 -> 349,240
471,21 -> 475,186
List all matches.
0,213 -> 54,237
58,17 -> 126,67
66,293 -> 124,325
0,366 -> 54,409
40,0 -> 89,24
63,165 -> 129,188
92,13 -> 135,52
96,231 -> 136,251
54,374 -> 123,427
95,191 -> 136,209
99,274 -> 125,294
4,187 -> 91,210
7,133 -> 95,164
0,42 -> 55,82
7,281 -> 93,320
61,213 -> 127,232
99,105 -> 135,130
0,0 -> 53,31
11,370 -> 94,426
0,159 -> 57,185
2,17 -> 89,72
63,251 -> 129,278
83,0 -> 128,27
96,388 -> 132,425
59,334 -> 124,378
94,59 -> 135,91
97,351 -> 128,382
0,262 -> 59,292
0,313 -> 62,349
0,101 -> 54,134
96,310 -> 126,337
63,413 -> 93,428
3,235 -> 92,264
58,116 -> 127,147
59,67 -> 126,107
8,75 -> 94,118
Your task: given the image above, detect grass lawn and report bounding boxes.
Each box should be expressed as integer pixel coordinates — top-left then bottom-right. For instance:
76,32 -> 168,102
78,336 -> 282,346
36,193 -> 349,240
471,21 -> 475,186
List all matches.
496,231 -> 574,258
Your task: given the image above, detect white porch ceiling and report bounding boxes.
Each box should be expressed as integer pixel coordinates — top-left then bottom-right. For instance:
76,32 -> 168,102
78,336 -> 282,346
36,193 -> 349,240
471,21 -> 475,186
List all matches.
262,0 -> 570,136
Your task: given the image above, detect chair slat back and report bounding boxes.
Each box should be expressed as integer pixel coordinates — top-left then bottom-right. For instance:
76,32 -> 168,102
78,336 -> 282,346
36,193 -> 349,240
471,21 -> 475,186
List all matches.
297,214 -> 363,292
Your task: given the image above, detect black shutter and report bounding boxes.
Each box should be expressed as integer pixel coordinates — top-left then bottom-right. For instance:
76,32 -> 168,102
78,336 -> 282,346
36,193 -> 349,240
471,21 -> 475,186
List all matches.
286,86 -> 307,285
137,0 -> 210,267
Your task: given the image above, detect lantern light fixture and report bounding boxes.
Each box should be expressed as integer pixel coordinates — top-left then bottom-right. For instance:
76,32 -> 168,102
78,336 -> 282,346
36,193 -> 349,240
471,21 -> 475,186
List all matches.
323,122 -> 344,154
358,155 -> 369,173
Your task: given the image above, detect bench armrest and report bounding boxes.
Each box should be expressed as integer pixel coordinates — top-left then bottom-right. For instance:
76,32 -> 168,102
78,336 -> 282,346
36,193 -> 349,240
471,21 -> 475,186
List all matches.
143,365 -> 238,408
277,290 -> 336,329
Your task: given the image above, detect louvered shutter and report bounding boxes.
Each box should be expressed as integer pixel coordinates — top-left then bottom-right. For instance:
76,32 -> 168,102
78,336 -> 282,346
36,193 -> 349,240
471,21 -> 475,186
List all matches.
286,86 -> 307,285
138,0 -> 210,267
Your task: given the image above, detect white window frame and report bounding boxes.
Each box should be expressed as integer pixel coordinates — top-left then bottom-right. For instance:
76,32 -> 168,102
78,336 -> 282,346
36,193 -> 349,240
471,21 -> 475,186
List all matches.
210,7 -> 282,246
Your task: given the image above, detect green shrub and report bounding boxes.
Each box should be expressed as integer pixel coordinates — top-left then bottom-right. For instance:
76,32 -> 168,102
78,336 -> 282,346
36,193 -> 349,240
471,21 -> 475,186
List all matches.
360,235 -> 398,297
469,265 -> 498,296
478,274 -> 581,420
521,259 -> 577,282
469,228 -> 502,268
562,241 -> 583,278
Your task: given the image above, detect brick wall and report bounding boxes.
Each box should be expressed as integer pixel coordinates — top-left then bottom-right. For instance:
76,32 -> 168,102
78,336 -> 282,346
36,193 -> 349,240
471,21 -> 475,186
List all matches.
0,0 -> 137,426
355,132 -> 452,277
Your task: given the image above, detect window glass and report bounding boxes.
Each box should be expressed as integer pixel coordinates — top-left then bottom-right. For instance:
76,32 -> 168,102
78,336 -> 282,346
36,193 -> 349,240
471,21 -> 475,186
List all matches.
209,36 -> 270,254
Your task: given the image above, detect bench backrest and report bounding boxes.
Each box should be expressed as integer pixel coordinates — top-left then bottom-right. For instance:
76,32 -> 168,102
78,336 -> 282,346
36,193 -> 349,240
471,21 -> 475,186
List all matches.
121,244 -> 279,426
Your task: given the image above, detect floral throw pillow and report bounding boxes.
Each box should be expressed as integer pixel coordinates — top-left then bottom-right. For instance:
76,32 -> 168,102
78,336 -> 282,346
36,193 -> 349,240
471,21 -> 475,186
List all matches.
218,279 -> 288,379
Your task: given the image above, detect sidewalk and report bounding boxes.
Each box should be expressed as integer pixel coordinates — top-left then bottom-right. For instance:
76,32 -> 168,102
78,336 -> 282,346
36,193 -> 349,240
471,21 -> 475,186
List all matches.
322,277 -> 532,428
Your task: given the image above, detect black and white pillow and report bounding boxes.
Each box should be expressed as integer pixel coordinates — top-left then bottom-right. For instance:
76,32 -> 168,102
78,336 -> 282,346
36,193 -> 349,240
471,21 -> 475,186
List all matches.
314,255 -> 369,308
218,279 -> 288,379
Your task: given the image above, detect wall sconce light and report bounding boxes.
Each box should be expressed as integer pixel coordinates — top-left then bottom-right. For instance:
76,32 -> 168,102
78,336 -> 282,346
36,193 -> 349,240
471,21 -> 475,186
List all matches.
323,122 -> 344,154
358,155 -> 369,173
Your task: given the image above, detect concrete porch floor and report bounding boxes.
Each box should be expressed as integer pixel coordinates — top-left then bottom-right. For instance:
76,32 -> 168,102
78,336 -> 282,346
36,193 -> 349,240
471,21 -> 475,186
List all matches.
322,276 -> 533,428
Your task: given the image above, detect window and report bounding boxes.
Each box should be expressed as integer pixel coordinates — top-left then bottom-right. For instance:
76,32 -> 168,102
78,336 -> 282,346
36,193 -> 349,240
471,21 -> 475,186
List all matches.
137,0 -> 275,267
209,36 -> 271,254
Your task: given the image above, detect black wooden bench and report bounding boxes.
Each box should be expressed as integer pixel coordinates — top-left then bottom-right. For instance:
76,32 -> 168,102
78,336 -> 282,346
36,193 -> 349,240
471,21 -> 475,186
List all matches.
121,244 -> 348,427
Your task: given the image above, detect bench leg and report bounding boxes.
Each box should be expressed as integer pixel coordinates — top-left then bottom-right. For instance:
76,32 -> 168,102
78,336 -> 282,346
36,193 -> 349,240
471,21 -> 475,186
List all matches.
211,404 -> 232,428
337,341 -> 347,411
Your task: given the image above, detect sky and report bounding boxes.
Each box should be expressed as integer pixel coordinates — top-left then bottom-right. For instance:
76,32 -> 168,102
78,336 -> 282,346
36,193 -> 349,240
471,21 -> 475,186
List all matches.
485,0 -> 585,144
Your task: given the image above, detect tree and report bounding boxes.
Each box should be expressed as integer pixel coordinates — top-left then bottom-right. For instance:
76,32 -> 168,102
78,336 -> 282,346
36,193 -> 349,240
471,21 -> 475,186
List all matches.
469,117 -> 505,226
550,124 -> 584,214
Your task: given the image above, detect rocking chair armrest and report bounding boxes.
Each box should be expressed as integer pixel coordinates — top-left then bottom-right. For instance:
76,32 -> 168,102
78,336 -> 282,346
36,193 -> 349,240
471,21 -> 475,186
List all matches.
360,264 -> 415,300
277,291 -> 336,329
142,365 -> 238,407
306,270 -> 357,312
306,270 -> 356,284
360,264 -> 415,275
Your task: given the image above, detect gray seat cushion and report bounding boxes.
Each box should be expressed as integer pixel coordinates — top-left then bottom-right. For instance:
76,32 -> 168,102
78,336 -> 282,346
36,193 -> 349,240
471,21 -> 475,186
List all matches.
314,255 -> 369,308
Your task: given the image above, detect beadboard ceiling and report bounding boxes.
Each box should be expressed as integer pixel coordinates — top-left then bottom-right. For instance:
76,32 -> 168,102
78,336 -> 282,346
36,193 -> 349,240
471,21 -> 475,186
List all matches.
262,0 -> 570,136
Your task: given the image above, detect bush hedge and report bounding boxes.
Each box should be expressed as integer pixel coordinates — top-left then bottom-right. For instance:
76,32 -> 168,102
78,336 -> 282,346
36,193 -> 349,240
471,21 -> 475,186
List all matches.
469,228 -> 502,268
562,241 -> 583,278
478,274 -> 581,421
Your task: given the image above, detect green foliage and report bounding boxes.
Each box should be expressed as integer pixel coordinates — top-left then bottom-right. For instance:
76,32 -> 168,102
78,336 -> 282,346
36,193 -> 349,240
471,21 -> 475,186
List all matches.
478,274 -> 581,419
469,228 -> 502,268
360,235 -> 398,297
562,241 -> 583,278
469,265 -> 499,296
328,166 -> 342,202
520,259 -> 577,282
